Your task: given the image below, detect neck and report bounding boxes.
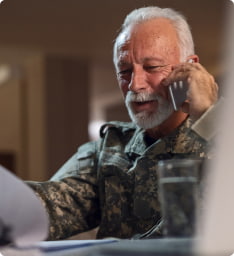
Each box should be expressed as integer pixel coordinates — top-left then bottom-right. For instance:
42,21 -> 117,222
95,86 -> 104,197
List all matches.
146,111 -> 188,140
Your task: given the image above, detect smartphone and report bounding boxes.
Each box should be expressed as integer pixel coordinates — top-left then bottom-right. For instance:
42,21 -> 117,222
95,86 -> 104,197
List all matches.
168,80 -> 188,111
168,59 -> 193,111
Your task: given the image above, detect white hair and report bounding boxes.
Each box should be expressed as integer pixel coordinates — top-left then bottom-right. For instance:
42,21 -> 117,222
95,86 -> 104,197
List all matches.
113,6 -> 195,66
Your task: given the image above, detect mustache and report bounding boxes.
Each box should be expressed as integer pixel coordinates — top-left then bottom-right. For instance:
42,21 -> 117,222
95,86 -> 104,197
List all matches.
125,91 -> 161,103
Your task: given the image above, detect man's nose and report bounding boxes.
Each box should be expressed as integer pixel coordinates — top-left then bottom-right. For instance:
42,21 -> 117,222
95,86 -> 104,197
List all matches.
128,69 -> 148,93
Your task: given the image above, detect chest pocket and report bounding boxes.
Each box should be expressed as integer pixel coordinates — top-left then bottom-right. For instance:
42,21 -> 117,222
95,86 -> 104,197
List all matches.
132,156 -> 161,220
97,150 -> 135,237
97,150 -> 162,238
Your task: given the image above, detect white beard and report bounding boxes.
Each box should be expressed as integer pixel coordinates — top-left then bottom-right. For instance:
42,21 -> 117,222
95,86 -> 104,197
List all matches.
125,91 -> 174,129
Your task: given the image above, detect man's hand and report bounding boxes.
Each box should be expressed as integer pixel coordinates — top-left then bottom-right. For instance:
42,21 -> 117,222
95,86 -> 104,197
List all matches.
163,62 -> 218,121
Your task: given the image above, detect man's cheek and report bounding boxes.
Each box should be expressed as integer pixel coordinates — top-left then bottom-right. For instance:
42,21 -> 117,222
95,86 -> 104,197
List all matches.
119,82 -> 129,97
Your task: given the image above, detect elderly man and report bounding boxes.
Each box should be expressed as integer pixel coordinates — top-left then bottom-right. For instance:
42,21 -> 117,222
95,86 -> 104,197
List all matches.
28,6 -> 219,240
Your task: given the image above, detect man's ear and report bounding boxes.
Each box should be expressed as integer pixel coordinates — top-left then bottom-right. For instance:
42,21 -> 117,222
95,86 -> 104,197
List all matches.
186,55 -> 199,63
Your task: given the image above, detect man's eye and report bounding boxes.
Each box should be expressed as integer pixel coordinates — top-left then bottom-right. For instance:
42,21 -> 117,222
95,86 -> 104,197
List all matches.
145,65 -> 161,71
118,69 -> 132,75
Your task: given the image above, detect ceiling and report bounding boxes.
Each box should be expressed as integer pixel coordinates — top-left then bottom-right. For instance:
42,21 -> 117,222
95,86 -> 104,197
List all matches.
0,0 -> 232,77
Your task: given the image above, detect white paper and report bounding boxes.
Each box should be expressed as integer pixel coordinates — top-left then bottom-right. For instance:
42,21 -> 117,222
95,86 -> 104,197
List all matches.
0,165 -> 49,247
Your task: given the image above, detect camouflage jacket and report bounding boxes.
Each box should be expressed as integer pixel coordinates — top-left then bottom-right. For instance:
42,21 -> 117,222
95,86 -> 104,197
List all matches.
28,117 -> 211,240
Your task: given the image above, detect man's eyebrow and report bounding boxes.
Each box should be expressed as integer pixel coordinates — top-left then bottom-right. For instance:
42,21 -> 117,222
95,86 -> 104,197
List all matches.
142,57 -> 164,63
117,57 -> 165,67
117,60 -> 131,67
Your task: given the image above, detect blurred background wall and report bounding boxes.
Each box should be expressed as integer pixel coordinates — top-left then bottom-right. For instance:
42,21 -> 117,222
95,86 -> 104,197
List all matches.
0,0 -> 230,181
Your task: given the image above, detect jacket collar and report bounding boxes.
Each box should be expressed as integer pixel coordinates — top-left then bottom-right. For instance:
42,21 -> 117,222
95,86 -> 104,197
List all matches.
125,118 -> 194,157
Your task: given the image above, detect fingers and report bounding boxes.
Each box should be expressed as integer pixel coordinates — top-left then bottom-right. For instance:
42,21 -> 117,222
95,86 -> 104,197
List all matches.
162,62 -> 202,86
162,62 -> 219,120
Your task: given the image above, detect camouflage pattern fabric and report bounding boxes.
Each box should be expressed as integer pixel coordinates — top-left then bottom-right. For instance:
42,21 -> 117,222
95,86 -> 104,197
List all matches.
27,118 -> 209,240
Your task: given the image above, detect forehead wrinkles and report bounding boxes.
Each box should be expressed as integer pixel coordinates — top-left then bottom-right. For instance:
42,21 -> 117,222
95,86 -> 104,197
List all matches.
115,19 -> 180,67
115,18 -> 180,66
133,20 -> 179,55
